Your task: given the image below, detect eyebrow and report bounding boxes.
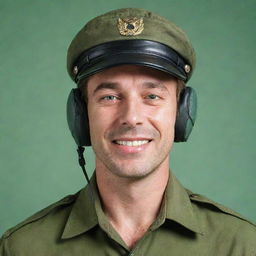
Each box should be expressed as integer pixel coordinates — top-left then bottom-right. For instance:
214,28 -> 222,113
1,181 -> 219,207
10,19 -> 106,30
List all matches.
142,82 -> 168,91
92,81 -> 168,95
93,82 -> 120,95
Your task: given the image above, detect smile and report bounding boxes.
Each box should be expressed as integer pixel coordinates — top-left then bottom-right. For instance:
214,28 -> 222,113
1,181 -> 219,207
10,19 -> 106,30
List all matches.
113,140 -> 151,147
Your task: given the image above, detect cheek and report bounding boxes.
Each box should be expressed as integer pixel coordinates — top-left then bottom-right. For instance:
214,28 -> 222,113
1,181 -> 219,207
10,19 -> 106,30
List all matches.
150,102 -> 177,126
87,103 -> 101,140
87,104 -> 115,140
148,101 -> 177,141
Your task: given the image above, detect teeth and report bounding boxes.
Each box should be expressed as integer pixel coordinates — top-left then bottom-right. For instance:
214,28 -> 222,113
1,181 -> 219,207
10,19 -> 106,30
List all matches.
115,140 -> 149,146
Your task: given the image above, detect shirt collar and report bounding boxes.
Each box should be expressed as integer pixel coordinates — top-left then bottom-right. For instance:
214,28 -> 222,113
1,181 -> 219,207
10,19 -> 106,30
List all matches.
164,172 -> 204,235
61,171 -> 203,239
61,174 -> 98,239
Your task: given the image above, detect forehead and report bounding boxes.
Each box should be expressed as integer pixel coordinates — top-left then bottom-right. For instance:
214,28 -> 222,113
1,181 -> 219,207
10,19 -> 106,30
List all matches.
86,65 -> 176,89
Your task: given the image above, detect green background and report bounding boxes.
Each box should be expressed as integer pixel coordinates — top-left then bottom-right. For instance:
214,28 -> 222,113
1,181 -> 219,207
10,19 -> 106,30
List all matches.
1,0 -> 255,235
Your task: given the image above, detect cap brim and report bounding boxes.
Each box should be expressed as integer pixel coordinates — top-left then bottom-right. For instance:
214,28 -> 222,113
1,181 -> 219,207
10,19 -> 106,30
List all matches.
77,52 -> 187,82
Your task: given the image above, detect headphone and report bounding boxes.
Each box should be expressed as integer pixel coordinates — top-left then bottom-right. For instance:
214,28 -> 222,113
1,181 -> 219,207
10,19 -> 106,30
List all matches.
66,86 -> 197,147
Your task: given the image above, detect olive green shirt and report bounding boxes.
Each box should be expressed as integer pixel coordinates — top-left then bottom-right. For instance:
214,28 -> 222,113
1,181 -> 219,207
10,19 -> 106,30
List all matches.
1,172 -> 256,255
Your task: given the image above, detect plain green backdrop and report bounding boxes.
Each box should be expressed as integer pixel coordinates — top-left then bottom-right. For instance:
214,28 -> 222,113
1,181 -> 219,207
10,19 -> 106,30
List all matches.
0,0 -> 255,235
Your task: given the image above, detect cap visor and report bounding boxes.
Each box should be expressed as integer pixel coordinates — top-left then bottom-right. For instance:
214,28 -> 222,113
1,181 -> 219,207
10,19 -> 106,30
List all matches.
77,52 -> 187,82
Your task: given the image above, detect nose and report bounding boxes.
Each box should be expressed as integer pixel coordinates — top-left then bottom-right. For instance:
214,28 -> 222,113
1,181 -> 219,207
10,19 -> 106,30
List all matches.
118,98 -> 143,127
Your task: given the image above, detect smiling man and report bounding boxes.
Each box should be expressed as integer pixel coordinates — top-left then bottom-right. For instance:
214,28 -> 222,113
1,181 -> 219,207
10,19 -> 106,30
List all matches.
87,66 -> 177,180
86,65 -> 177,248
1,8 -> 256,256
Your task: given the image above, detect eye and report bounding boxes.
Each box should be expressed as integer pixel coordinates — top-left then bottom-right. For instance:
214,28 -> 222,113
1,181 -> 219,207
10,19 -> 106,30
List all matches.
101,95 -> 118,101
145,94 -> 160,100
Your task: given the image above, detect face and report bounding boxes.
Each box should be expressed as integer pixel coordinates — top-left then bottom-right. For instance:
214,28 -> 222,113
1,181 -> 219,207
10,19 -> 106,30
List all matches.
86,65 -> 177,179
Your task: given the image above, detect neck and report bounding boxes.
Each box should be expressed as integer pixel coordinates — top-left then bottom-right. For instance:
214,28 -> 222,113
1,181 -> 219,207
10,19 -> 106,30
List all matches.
95,160 -> 169,248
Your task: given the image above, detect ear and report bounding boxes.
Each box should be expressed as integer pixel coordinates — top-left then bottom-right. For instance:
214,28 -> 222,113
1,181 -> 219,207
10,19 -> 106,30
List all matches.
174,87 -> 197,142
66,88 -> 91,146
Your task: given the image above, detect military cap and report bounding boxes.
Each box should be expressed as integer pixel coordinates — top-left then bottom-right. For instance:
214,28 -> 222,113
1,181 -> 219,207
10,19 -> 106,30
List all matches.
67,8 -> 196,84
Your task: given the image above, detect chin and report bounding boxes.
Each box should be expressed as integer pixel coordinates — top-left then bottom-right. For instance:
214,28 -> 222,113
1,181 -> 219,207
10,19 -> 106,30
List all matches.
95,141 -> 172,180
105,159 -> 164,180
111,170 -> 153,180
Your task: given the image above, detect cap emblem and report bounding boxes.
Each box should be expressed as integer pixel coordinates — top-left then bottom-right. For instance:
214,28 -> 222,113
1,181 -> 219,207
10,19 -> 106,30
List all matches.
117,17 -> 144,36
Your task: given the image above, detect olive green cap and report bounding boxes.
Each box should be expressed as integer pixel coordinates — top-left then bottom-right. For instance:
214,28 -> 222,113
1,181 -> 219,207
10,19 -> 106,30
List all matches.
67,8 -> 196,83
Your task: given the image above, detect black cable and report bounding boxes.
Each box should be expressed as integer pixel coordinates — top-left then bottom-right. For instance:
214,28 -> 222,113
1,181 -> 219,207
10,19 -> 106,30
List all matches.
76,146 -> 94,202
77,146 -> 90,184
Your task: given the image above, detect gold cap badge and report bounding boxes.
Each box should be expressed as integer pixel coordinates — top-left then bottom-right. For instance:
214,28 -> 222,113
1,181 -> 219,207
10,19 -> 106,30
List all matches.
118,17 -> 144,36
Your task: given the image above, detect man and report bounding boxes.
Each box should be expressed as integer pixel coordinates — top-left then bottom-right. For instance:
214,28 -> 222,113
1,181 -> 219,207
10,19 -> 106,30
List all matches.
1,8 -> 255,256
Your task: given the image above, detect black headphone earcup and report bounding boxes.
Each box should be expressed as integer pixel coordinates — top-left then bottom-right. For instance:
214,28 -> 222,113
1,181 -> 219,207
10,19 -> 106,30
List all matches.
66,88 -> 91,146
174,87 -> 197,142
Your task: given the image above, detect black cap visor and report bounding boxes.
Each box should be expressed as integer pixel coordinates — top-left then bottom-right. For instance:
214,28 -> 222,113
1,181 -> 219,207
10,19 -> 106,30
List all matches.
74,40 -> 189,83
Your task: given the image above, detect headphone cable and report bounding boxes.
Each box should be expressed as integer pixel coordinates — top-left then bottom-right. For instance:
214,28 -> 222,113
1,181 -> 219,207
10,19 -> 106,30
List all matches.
77,146 -> 94,202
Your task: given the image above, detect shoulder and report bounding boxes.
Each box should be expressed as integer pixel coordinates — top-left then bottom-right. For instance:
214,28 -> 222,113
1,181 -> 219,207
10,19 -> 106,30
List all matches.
188,190 -> 255,223
1,192 -> 79,241
187,189 -> 256,249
